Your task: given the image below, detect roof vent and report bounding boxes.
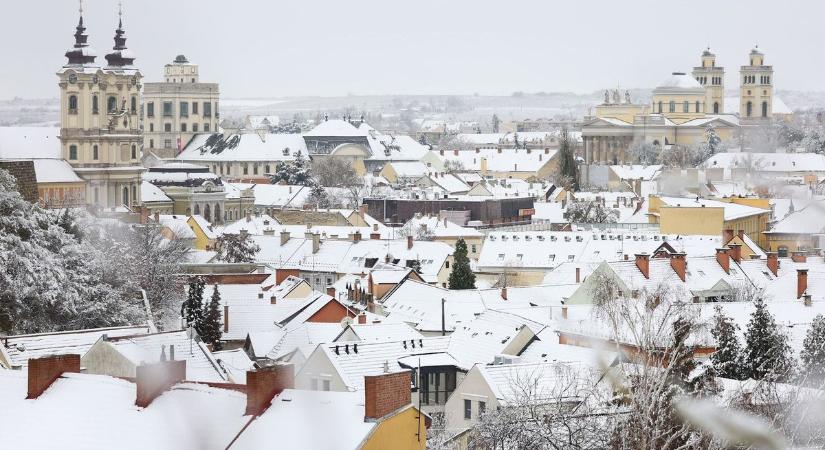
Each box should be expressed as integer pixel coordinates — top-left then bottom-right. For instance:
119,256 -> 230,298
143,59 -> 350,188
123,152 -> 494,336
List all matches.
672,72 -> 685,76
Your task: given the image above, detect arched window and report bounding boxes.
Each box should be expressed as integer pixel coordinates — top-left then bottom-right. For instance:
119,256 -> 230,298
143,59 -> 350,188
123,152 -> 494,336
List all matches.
68,95 -> 78,113
108,96 -> 118,113
713,102 -> 719,114
92,95 -> 99,114
762,101 -> 768,117
69,145 -> 78,160
214,204 -> 221,224
130,96 -> 137,114
131,144 -> 137,160
93,145 -> 99,160
122,187 -> 129,206
669,101 -> 675,113
746,101 -> 753,117
695,101 -> 701,113
658,101 -> 662,113
194,204 -> 201,215
204,204 -> 211,222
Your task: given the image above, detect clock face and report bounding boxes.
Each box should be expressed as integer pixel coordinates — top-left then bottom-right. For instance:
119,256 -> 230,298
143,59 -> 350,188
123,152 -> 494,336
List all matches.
68,74 -> 77,84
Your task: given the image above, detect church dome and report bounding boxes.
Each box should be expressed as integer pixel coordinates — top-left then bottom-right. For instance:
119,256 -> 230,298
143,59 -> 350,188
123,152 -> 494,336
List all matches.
657,72 -> 702,90
174,54 -> 189,64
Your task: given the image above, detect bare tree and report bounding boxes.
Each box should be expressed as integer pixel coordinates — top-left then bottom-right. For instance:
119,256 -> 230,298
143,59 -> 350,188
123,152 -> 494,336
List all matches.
311,157 -> 361,188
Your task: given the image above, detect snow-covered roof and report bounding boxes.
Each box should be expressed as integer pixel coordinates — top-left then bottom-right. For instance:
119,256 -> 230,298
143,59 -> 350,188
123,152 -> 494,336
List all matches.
336,323 -> 423,343
30,159 -> 83,183
440,147 -> 556,173
655,72 -> 703,91
425,172 -> 471,194
212,348 -> 254,384
156,214 -> 196,239
101,330 -> 227,382
229,389 -> 376,450
266,322 -> 344,361
386,161 -> 430,177
189,214 -> 219,239
0,127 -> 61,159
226,183 -> 308,208
400,214 -> 483,238
311,337 -> 451,390
610,164 -> 662,181
766,200 -> 825,234
703,152 -> 825,173
0,325 -> 150,369
177,133 -> 308,162
476,361 -> 597,406
445,309 -> 542,369
0,371 -> 249,450
657,196 -> 769,220
304,119 -> 365,137
220,214 -> 280,236
140,180 -> 172,203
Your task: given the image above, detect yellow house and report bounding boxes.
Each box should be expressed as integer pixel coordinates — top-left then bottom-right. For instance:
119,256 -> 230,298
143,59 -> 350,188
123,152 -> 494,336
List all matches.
648,195 -> 770,249
764,200 -> 825,256
187,215 -> 219,250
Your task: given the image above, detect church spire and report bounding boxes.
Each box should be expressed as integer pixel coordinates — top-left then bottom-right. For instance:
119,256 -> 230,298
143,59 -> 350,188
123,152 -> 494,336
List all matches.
105,2 -> 136,67
65,0 -> 97,66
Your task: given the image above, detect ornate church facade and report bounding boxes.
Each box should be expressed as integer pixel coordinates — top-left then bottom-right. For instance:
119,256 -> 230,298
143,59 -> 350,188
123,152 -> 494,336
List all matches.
581,47 -> 789,165
57,5 -> 145,209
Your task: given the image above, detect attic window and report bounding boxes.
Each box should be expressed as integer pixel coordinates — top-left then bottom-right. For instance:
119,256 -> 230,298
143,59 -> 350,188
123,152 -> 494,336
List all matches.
283,148 -> 290,156
593,251 -> 600,257
697,270 -> 706,276
567,255 -> 575,262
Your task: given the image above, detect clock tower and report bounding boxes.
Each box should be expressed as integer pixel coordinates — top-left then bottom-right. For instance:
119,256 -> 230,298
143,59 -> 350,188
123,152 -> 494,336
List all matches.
58,3 -> 145,209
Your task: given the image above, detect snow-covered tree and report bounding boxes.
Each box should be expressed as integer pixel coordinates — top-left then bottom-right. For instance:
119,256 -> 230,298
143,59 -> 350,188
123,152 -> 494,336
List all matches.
554,127 -> 578,190
200,284 -> 223,350
305,183 -> 331,209
565,200 -> 619,223
215,233 -> 260,263
799,314 -> 825,386
448,238 -> 475,290
183,276 -> 205,329
742,296 -> 795,381
628,141 -> 660,166
269,152 -> 313,186
710,306 -> 744,380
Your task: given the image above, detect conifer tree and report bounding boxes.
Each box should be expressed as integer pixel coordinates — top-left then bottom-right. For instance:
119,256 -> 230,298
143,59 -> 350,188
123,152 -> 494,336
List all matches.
199,284 -> 223,350
710,305 -> 744,380
799,314 -> 825,386
216,233 -> 260,263
743,296 -> 795,381
183,276 -> 205,329
555,126 -> 578,191
448,238 -> 476,290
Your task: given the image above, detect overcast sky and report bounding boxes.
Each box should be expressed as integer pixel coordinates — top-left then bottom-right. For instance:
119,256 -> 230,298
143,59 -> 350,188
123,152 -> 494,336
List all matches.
2,0 -> 822,100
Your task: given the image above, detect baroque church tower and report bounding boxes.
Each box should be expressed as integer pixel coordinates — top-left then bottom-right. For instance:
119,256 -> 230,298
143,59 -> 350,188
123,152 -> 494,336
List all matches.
692,47 -> 725,114
58,3 -> 144,209
739,46 -> 773,122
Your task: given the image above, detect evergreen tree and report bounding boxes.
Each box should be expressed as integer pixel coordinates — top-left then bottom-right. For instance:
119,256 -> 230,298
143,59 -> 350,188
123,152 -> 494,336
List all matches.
183,276 -> 205,329
216,233 -> 261,263
555,127 -> 578,191
743,296 -> 795,381
199,284 -> 223,350
710,305 -> 744,379
800,314 -> 825,386
448,238 -> 476,290
306,183 -> 330,208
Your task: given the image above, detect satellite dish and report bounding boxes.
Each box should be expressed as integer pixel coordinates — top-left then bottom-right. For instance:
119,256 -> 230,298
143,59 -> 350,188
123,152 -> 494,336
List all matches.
340,316 -> 354,328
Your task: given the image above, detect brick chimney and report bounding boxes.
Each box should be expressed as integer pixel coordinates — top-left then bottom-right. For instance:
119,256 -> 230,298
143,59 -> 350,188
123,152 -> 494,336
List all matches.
727,243 -> 742,263
716,248 -> 730,274
311,233 -> 320,254
364,370 -> 412,421
670,253 -> 686,282
27,354 -> 81,399
791,251 -> 807,263
575,267 -> 581,283
722,228 -> 734,244
561,306 -> 568,319
280,230 -> 290,246
766,252 -> 779,277
798,269 -> 809,299
370,231 -> 381,240
358,204 -> 368,219
358,313 -> 367,324
501,286 -> 508,300
737,229 -> 745,241
353,231 -> 362,243
635,253 -> 650,279
270,294 -> 277,305
135,360 -> 187,407
246,363 -> 295,416
326,286 -> 336,298
407,235 -> 413,250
